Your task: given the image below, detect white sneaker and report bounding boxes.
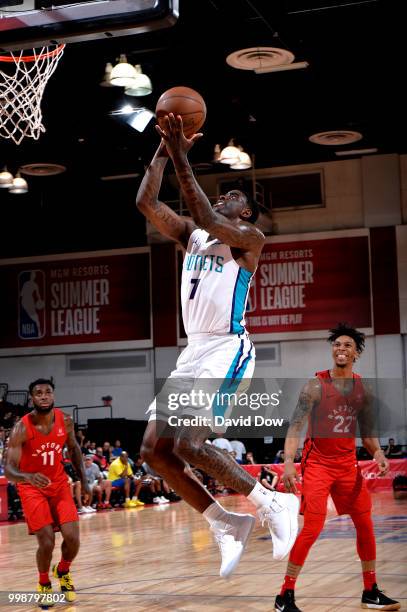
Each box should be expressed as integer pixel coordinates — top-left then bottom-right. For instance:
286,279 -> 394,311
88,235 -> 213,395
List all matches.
257,491 -> 299,560
77,507 -> 86,514
210,513 -> 255,579
153,497 -> 161,504
84,506 -> 97,513
159,496 -> 169,504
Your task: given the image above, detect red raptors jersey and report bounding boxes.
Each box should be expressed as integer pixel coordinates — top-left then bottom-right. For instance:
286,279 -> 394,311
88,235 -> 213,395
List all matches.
304,370 -> 366,457
18,408 -> 68,493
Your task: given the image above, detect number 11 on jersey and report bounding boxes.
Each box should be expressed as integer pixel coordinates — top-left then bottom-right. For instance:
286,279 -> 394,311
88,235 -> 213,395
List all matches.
41,450 -> 55,465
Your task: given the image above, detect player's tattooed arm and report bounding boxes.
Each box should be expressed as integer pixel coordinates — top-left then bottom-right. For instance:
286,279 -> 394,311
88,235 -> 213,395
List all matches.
358,385 -> 388,474
284,378 -> 321,461
282,379 -> 320,493
4,421 -> 31,483
64,415 -> 90,495
158,113 -> 264,251
136,140 -> 196,248
174,159 -> 264,251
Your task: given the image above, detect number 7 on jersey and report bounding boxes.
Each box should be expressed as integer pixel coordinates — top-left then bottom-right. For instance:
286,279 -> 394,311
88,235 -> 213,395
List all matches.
189,278 -> 200,299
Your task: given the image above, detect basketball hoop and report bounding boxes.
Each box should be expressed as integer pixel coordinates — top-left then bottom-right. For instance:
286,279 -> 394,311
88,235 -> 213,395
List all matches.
0,45 -> 65,145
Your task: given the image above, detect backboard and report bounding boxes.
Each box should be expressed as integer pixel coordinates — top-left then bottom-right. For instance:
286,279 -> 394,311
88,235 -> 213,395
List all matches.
0,0 -> 179,51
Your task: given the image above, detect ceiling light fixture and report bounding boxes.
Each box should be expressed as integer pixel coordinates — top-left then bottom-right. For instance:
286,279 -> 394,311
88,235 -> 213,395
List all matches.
0,167 -> 13,188
230,149 -> 252,170
254,61 -> 309,74
127,108 -> 155,132
110,54 -> 138,88
335,148 -> 378,157
309,130 -> 363,145
9,173 -> 28,194
125,64 -> 153,97
219,140 -> 241,165
226,47 -> 295,71
109,105 -> 155,133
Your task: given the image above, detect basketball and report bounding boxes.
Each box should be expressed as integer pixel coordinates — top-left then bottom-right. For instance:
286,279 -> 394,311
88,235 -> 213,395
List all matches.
155,86 -> 207,137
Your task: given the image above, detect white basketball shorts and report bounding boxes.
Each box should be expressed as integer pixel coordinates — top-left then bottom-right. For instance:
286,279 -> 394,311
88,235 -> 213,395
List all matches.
146,332 -> 255,433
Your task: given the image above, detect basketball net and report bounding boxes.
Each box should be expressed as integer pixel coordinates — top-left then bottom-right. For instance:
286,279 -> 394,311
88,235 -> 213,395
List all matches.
0,45 -> 65,145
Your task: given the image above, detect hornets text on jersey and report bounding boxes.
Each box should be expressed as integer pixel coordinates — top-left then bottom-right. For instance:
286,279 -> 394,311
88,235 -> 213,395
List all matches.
181,229 -> 254,337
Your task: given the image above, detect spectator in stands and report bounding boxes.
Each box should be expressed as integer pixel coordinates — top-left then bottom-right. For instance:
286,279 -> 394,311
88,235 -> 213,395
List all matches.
93,447 -> 109,475
384,438 -> 403,458
67,475 -> 86,514
75,429 -> 85,447
107,451 -> 143,507
83,455 -> 112,509
2,409 -> 16,430
212,433 -> 233,453
88,442 -> 97,454
230,438 -> 246,464
63,457 -> 89,514
76,430 -> 90,455
0,426 -> 5,450
82,440 -> 92,454
273,449 -> 285,463
111,440 -> 123,458
259,465 -> 279,491
102,441 -> 112,464
7,481 -> 24,520
134,454 -> 169,504
245,451 -> 256,465
0,397 -> 15,428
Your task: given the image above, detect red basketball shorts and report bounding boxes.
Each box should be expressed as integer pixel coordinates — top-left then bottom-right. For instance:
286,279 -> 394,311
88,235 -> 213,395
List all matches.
18,482 -> 78,534
301,450 -> 371,515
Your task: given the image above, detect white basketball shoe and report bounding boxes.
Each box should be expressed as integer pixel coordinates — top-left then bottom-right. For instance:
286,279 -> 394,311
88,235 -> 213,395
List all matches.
210,512 -> 256,578
258,491 -> 299,560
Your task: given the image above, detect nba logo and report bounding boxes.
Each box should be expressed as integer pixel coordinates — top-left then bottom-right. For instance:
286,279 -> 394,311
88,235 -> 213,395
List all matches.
18,270 -> 46,339
246,276 -> 257,312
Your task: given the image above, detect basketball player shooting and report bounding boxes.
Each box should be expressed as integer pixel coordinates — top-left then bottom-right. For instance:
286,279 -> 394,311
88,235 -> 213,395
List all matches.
5,379 -> 89,604
274,323 -> 400,611
137,112 -> 299,579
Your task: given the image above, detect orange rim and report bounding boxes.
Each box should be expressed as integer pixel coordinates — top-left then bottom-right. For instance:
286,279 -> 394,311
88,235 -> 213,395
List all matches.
0,44 -> 65,63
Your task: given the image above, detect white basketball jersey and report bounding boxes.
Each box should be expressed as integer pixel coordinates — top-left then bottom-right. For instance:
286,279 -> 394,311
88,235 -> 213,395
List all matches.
181,229 -> 253,337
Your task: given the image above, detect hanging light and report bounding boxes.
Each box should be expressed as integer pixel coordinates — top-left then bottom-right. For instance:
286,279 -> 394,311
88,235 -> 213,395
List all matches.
9,174 -> 28,194
110,54 -> 138,88
219,140 -> 241,165
230,149 -> 252,170
0,167 -> 13,188
100,62 -> 114,87
109,105 -> 155,133
127,108 -> 155,132
124,64 -> 153,97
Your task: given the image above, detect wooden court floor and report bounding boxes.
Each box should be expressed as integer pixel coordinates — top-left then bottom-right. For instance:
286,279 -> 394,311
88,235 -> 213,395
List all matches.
0,490 -> 406,611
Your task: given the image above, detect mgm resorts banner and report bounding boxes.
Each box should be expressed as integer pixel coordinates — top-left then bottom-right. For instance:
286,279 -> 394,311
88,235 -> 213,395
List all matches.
150,377 -> 406,440
245,232 -> 372,336
0,248 -> 152,353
